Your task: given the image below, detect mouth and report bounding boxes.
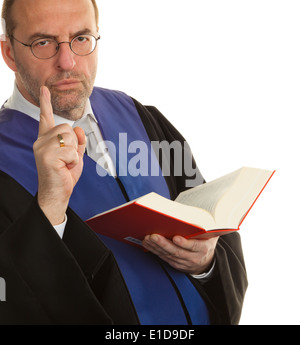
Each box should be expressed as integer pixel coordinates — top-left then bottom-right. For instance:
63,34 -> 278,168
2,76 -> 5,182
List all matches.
52,79 -> 81,90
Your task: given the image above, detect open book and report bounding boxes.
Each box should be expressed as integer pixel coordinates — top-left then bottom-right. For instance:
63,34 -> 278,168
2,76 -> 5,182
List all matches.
86,167 -> 275,246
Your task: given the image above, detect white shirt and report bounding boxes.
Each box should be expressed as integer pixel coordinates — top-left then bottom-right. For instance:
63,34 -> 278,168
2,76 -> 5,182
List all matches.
4,84 -> 215,280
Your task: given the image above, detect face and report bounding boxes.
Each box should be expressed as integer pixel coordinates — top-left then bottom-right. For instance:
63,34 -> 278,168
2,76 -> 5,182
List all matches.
3,0 -> 99,120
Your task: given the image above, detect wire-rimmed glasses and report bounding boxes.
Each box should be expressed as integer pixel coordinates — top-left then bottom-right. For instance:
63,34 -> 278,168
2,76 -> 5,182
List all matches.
10,34 -> 101,59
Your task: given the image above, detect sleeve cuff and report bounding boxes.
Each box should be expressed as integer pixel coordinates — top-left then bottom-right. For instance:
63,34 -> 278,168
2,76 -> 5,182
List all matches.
53,215 -> 67,239
191,258 -> 216,281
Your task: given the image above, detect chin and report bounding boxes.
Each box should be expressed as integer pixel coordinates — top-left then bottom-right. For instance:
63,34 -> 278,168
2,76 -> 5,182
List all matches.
53,90 -> 86,107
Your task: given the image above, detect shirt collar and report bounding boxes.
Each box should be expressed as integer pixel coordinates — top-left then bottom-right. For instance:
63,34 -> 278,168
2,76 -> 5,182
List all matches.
4,82 -> 97,127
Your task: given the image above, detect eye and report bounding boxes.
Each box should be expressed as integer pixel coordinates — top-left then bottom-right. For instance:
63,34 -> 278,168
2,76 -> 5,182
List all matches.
33,39 -> 53,49
75,36 -> 89,44
38,40 -> 49,46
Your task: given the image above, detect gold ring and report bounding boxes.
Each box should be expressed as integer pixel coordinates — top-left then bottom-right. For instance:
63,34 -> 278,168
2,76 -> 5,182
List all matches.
58,134 -> 65,148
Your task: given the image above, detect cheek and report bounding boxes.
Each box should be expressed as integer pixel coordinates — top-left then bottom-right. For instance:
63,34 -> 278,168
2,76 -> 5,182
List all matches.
16,56 -> 51,83
29,67 -> 50,84
81,55 -> 98,81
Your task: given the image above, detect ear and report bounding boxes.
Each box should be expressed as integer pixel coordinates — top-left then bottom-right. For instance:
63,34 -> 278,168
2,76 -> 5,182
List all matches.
1,38 -> 18,72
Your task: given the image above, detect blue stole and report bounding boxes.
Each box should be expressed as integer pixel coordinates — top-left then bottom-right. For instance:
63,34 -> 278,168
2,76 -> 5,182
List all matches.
0,87 -> 210,325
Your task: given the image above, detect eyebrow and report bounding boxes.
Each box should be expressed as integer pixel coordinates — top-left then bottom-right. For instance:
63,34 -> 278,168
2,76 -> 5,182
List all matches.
27,28 -> 94,42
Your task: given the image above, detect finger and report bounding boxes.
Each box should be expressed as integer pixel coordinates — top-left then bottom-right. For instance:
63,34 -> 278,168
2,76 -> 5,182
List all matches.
143,237 -> 194,269
38,130 -> 76,150
39,86 -> 55,137
59,147 -> 80,167
158,256 -> 189,270
172,236 -> 219,252
172,236 -> 199,252
143,238 -> 169,257
144,234 -> 170,250
73,127 -> 86,157
144,234 -> 183,257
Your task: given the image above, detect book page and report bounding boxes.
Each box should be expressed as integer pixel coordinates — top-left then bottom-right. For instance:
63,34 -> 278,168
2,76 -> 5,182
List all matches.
138,192 -> 217,229
215,167 -> 273,227
175,169 -> 241,218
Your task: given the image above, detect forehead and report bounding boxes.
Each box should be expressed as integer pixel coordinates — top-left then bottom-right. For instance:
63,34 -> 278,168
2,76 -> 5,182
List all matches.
11,0 -> 97,38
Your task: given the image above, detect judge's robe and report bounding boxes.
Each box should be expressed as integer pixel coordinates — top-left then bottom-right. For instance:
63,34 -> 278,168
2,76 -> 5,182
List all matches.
0,87 -> 248,325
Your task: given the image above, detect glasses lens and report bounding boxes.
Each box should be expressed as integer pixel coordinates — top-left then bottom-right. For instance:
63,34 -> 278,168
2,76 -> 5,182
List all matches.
71,35 -> 97,56
31,38 -> 58,59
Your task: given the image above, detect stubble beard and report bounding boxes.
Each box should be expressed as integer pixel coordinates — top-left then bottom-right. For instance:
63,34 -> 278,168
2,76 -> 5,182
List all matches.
15,59 -> 96,121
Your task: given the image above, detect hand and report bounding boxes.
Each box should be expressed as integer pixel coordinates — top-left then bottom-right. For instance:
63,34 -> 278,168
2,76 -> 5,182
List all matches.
142,234 -> 219,275
33,86 -> 86,226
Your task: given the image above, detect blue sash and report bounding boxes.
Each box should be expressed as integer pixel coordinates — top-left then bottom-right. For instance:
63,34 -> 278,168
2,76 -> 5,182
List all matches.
0,87 -> 210,325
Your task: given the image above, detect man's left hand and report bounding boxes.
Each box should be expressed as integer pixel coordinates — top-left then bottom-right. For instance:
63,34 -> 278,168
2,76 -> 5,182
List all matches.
142,234 -> 219,275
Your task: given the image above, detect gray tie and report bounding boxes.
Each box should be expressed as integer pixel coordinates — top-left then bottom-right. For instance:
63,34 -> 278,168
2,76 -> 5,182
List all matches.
74,114 -> 116,177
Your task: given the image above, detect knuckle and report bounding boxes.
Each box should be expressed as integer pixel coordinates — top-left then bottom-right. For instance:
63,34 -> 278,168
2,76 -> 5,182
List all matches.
33,136 -> 44,150
173,248 -> 184,259
190,240 -> 199,252
33,141 -> 39,152
68,147 -> 80,162
60,132 -> 72,143
59,133 -> 76,148
57,123 -> 73,133
171,248 -> 179,258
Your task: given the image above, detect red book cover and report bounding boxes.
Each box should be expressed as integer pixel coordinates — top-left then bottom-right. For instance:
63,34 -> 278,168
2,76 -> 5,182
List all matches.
86,202 -> 232,247
86,168 -> 275,248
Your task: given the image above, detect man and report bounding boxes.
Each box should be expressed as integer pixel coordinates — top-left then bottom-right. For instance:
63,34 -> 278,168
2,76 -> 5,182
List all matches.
0,0 -> 247,325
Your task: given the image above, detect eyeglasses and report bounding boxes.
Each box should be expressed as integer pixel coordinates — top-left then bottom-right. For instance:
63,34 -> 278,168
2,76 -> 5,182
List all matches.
10,34 -> 101,59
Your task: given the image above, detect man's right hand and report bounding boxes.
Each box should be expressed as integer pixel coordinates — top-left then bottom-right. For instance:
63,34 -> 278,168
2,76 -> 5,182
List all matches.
33,86 -> 86,226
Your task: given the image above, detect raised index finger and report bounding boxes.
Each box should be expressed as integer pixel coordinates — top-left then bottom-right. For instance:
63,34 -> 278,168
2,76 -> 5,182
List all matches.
39,86 -> 55,137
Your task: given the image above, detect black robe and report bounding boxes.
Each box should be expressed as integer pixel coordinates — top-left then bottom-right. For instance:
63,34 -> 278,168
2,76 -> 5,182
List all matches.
0,96 -> 248,325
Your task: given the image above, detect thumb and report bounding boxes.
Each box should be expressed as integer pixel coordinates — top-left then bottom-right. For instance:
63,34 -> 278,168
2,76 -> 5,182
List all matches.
39,86 -> 55,137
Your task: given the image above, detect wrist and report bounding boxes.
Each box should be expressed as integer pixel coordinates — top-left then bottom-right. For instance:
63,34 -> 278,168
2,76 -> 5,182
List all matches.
192,254 -> 215,276
191,259 -> 216,281
37,194 -> 68,226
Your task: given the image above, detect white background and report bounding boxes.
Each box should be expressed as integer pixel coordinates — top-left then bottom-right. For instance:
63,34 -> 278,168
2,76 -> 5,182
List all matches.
1,0 -> 299,324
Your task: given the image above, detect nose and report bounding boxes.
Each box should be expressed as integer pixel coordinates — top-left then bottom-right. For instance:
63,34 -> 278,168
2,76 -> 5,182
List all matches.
55,42 -> 76,71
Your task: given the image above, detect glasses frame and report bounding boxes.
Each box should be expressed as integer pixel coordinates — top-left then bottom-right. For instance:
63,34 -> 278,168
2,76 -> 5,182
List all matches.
9,34 -> 101,60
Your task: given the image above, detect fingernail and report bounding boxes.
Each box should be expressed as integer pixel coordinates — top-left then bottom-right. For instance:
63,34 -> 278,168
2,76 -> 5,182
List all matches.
151,234 -> 159,243
173,236 -> 182,244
